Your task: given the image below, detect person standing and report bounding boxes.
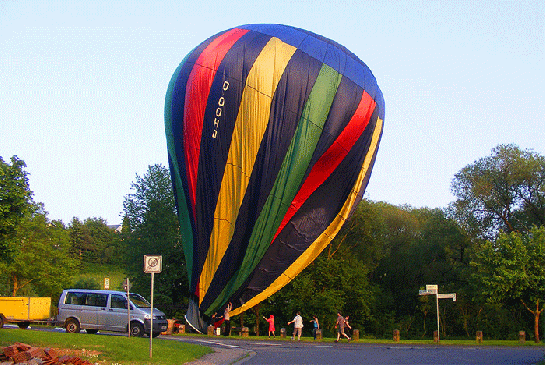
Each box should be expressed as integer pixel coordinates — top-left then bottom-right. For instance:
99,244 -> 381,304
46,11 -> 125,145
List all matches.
311,315 -> 320,340
288,311 -> 303,341
335,312 -> 351,342
263,314 -> 276,339
223,302 -> 232,336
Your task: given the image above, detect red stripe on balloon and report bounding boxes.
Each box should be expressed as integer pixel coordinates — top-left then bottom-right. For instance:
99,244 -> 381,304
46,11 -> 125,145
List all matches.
183,28 -> 249,218
272,91 -> 376,243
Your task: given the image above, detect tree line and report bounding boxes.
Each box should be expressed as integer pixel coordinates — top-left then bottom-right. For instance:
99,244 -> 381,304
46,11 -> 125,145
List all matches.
1,144 -> 543,341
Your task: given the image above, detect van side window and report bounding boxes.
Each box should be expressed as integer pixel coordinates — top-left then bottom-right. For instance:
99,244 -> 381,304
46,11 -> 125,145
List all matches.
110,294 -> 127,309
86,293 -> 108,308
65,292 -> 86,305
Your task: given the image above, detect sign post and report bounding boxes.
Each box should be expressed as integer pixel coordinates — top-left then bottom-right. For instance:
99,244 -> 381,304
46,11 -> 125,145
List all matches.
418,285 -> 456,342
123,278 -> 132,337
144,255 -> 162,358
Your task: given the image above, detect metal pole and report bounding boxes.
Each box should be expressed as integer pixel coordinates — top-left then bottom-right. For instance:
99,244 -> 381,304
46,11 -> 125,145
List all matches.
436,292 -> 440,342
127,278 -> 131,337
150,272 -> 154,358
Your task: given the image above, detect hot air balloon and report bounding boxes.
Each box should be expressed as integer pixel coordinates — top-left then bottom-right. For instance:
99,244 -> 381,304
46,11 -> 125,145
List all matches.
165,24 -> 384,332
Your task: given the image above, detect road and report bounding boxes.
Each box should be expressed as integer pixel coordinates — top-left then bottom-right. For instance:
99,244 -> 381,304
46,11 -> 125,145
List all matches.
5,325 -> 545,365
170,336 -> 545,365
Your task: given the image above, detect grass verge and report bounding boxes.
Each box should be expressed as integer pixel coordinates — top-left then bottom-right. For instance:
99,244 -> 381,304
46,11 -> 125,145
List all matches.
0,329 -> 212,364
175,333 -> 545,347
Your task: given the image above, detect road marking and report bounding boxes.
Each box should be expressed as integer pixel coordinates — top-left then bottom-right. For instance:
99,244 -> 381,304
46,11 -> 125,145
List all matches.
194,339 -> 240,348
252,342 -> 283,346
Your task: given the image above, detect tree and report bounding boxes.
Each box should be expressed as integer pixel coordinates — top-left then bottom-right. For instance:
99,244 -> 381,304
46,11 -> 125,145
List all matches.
68,217 -> 122,264
122,164 -> 188,316
0,156 -> 33,258
450,144 -> 545,240
472,226 -> 545,342
2,208 -> 75,296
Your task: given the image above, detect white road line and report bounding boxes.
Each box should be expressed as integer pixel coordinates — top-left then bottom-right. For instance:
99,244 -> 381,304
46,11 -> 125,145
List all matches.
194,339 -> 240,348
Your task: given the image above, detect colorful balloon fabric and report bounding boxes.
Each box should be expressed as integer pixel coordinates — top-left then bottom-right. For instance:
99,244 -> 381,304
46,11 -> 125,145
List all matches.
165,24 -> 385,331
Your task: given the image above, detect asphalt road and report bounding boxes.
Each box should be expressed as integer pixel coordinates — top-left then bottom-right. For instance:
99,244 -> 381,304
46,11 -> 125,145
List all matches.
171,336 -> 545,365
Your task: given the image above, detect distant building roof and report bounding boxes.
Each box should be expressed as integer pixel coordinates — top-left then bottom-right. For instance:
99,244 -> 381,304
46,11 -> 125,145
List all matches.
108,224 -> 122,233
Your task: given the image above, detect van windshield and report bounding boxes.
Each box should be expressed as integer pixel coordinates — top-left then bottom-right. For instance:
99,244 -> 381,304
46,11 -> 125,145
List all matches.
129,293 -> 151,308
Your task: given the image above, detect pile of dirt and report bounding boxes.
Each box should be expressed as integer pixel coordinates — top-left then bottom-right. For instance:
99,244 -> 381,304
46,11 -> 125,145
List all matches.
0,342 -> 94,364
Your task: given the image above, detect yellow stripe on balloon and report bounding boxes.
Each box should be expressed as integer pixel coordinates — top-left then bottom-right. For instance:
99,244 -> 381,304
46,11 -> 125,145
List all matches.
231,116 -> 384,316
199,37 -> 297,303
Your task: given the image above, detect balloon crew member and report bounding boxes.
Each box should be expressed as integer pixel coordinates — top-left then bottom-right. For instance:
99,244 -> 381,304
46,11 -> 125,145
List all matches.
344,315 -> 352,338
263,314 -> 276,339
223,302 -> 232,336
311,315 -> 320,340
335,312 -> 351,342
288,311 -> 303,341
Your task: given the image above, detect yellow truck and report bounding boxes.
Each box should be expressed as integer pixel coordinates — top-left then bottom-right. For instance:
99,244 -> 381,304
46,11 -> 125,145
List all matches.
0,297 -> 52,329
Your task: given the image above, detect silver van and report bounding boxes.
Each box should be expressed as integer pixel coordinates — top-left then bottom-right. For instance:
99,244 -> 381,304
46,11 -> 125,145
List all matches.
57,289 -> 168,337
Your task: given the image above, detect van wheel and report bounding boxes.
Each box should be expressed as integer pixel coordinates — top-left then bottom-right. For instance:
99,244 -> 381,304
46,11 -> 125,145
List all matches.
0,315 -> 4,329
17,322 -> 30,329
130,322 -> 145,337
65,318 -> 81,333
86,329 -> 99,334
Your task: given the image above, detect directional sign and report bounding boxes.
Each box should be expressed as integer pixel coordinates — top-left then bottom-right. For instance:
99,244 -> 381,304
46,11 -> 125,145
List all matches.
426,284 -> 438,294
144,255 -> 162,273
437,293 -> 457,301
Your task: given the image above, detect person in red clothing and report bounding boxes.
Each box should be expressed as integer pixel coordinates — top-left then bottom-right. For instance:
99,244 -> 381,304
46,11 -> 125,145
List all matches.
263,314 -> 276,339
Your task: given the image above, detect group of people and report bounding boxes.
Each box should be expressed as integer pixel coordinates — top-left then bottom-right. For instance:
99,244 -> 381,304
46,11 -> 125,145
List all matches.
211,304 -> 352,342
265,311 -> 351,342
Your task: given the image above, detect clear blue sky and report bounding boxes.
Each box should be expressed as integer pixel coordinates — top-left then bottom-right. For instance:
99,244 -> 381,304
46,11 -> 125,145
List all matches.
1,0 -> 543,225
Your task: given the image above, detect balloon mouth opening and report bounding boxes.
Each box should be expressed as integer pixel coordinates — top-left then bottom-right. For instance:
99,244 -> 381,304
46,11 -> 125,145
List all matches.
185,297 -> 206,333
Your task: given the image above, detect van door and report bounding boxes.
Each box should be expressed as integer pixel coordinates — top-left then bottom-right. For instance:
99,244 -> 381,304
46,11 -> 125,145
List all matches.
99,294 -> 129,332
81,292 -> 108,329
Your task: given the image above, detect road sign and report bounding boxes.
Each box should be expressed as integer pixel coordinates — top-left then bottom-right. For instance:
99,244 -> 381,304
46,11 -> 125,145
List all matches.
122,278 -> 132,291
426,284 -> 438,294
437,293 -> 457,301
418,285 -> 458,342
144,255 -> 162,273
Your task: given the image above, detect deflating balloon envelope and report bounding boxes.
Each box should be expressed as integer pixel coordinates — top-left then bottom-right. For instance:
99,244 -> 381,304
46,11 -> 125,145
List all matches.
164,24 -> 385,332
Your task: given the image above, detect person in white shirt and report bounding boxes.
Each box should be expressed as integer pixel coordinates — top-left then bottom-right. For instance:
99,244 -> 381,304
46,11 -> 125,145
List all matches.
288,311 -> 303,340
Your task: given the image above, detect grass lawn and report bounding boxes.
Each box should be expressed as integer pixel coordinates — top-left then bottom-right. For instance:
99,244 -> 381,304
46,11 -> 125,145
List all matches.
0,329 -> 212,364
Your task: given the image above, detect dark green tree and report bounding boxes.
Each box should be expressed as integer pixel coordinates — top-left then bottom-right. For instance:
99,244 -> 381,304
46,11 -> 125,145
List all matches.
68,217 -> 123,264
1,207 -> 75,296
472,226 -> 545,342
0,156 -> 33,259
122,164 -> 188,316
450,144 -> 545,240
